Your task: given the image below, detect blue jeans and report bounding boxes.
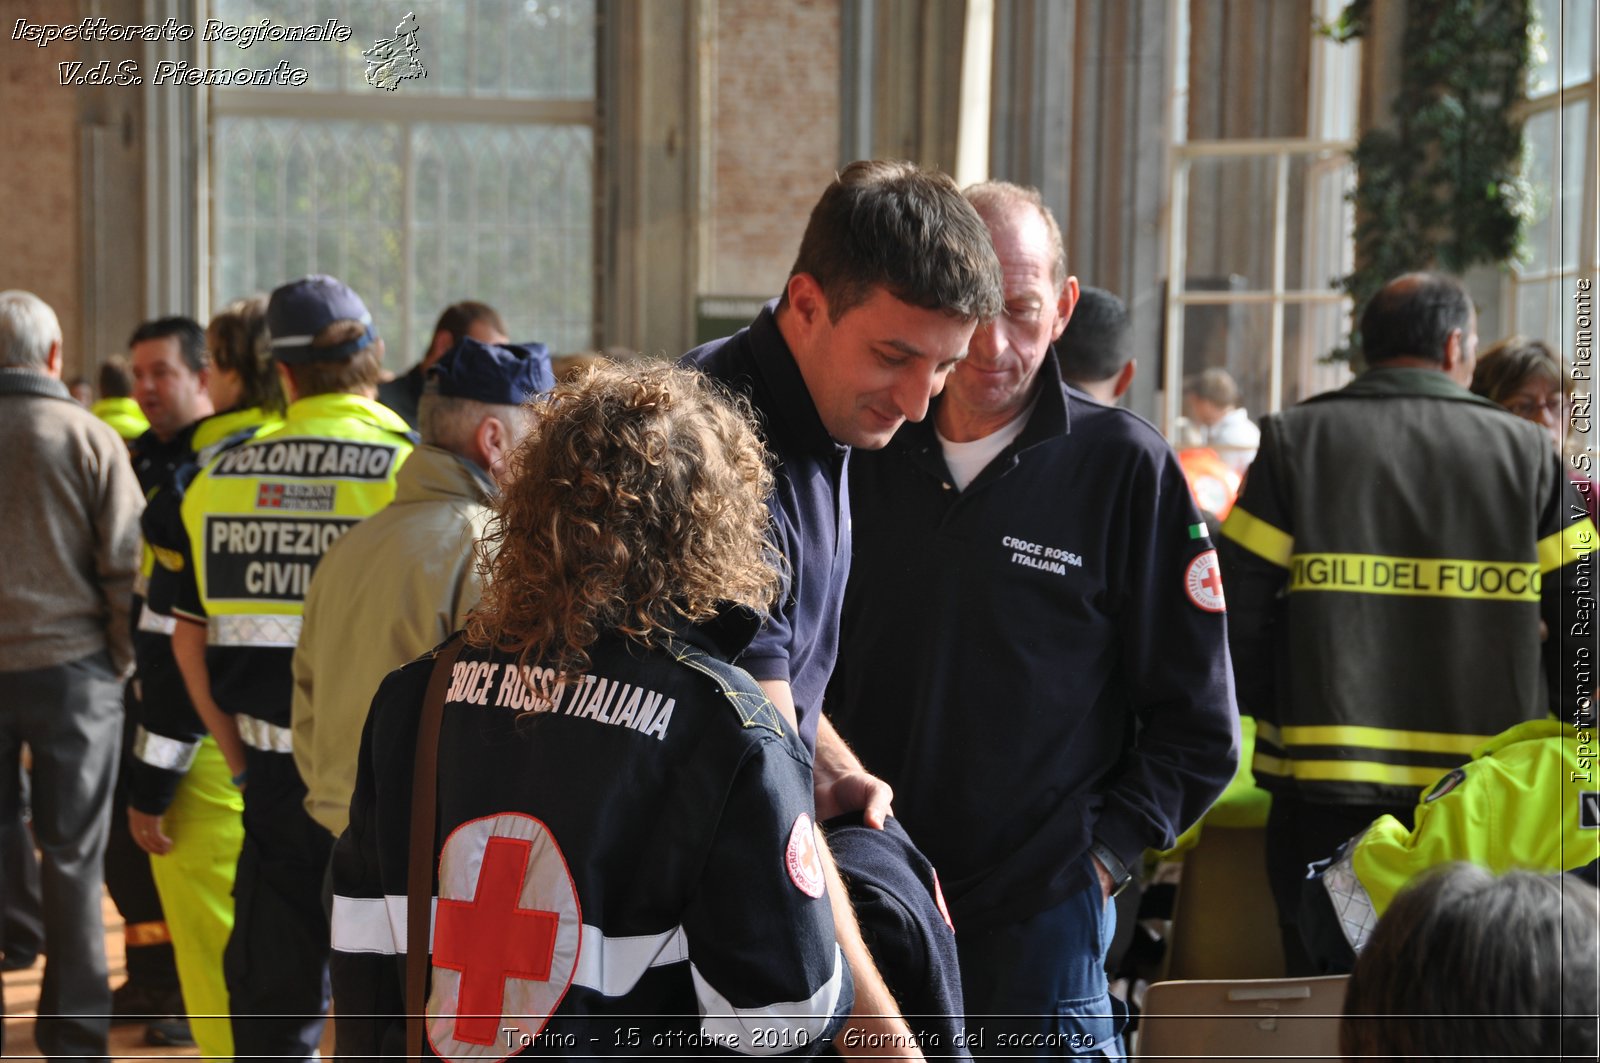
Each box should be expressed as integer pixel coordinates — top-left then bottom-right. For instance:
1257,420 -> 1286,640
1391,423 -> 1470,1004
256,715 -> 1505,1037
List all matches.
956,854 -> 1128,1060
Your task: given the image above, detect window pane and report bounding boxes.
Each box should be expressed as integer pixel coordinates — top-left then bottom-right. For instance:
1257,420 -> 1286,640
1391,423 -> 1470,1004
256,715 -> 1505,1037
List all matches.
409,123 -> 594,356
213,118 -> 406,351
1531,0 -> 1597,95
1180,303 -> 1274,422
208,0 -> 597,96
209,0 -> 596,365
1521,102 -> 1591,276
1185,0 -> 1314,140
1183,156 -> 1276,290
1285,151 -> 1356,292
1524,108 -> 1558,272
1515,278 -> 1555,338
1282,302 -> 1353,405
1559,100 -> 1591,272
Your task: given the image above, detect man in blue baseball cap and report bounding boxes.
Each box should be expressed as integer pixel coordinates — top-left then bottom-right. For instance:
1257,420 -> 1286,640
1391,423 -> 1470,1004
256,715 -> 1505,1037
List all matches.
291,335 -> 553,844
166,273 -> 416,1062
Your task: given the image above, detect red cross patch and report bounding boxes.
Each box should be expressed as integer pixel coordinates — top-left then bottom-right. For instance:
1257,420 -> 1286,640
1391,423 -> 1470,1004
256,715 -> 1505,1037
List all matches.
1185,550 -> 1226,613
428,813 -> 582,1062
785,813 -> 826,898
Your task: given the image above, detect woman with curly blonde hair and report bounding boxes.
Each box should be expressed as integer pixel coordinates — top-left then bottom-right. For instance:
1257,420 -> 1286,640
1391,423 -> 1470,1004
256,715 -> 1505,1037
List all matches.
467,361 -> 781,679
331,362 -> 853,1059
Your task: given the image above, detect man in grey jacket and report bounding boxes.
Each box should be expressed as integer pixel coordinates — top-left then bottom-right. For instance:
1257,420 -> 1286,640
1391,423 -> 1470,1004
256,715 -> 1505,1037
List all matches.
0,289 -> 145,1060
291,336 -> 552,839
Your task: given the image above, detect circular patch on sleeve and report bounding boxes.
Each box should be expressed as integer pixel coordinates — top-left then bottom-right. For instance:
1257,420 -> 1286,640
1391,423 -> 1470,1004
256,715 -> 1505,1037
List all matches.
785,813 -> 826,898
1185,549 -> 1226,612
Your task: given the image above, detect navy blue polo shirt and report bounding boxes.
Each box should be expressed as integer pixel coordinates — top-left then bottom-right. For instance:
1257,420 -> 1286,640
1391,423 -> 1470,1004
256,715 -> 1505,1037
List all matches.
683,302 -> 850,756
827,353 -> 1238,930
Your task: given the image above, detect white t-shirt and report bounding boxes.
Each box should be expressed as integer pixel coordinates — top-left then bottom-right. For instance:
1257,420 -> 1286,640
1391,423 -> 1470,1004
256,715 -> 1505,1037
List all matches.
1206,406 -> 1261,476
936,401 -> 1034,491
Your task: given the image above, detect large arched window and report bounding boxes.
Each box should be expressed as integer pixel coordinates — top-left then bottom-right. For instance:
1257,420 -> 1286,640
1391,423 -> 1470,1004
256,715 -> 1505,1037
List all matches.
205,0 -> 596,367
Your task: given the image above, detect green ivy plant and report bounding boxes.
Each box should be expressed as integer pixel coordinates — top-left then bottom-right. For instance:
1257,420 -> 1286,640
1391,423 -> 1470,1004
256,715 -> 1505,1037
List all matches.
1318,0 -> 1534,361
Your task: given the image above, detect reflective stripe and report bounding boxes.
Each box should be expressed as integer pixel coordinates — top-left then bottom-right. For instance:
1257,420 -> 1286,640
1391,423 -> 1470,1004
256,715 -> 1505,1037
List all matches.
332,894 -> 696,999
1252,750 -> 1292,777
1221,506 -> 1294,568
1257,721 -> 1492,756
209,613 -> 302,648
132,726 -> 199,772
137,602 -> 177,636
331,894 -> 415,955
1539,518 -> 1599,574
1250,755 -> 1448,788
574,926 -> 688,996
236,714 -> 294,753
1288,552 -> 1539,602
1321,837 -> 1379,952
694,946 -> 847,1056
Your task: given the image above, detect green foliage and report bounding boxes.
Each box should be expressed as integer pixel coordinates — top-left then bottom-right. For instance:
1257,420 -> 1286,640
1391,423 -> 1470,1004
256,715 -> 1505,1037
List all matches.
1322,0 -> 1534,361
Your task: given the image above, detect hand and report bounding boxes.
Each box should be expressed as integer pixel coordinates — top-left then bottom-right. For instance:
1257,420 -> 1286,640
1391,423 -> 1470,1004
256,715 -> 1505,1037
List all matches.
1090,852 -> 1114,902
128,808 -> 173,856
815,767 -> 895,828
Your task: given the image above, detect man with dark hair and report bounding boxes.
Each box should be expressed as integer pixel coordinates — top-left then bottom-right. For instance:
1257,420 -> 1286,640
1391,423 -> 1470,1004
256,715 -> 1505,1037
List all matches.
376,299 -> 509,428
292,336 -> 551,843
1054,286 -> 1135,404
1218,270 -> 1597,975
104,315 -> 216,1045
169,275 -> 414,1063
0,290 -> 144,1059
684,159 -> 1004,1057
126,297 -> 284,1061
828,181 -> 1236,1058
1341,865 -> 1598,1061
93,354 -> 150,441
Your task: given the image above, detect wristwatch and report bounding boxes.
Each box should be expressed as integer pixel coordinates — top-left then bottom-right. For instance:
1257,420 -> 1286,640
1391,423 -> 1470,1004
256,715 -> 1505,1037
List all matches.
1088,840 -> 1134,898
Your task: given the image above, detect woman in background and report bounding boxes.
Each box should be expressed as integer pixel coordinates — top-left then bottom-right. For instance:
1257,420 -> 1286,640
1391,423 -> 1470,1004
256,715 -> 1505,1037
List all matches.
1472,336 -> 1596,524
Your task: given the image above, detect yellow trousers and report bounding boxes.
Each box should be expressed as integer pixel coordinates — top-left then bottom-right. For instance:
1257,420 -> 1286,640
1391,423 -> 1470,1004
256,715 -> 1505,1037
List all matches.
147,738 -> 244,1060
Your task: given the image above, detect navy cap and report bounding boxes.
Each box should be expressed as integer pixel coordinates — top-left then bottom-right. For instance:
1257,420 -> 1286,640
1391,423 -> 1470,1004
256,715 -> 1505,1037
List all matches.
266,275 -> 377,364
425,336 -> 555,406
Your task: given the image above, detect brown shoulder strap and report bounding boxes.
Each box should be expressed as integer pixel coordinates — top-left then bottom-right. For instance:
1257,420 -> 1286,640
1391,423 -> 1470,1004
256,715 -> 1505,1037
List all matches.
407,637 -> 465,1059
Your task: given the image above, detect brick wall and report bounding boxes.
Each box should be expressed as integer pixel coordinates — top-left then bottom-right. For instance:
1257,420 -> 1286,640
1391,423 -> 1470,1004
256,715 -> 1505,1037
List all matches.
0,0 -> 83,374
708,0 -> 840,298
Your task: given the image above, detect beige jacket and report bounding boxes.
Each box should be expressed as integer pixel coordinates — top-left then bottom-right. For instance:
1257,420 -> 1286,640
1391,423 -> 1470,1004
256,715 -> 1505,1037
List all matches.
0,369 -> 143,674
291,444 -> 495,835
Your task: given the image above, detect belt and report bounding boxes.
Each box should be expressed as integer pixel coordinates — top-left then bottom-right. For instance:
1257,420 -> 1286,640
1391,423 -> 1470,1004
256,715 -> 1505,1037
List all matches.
236,713 -> 294,754
209,613 -> 302,648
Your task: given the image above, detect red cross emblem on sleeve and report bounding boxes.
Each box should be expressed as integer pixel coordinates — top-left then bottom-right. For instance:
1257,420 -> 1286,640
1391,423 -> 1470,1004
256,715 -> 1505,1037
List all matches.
1185,549 -> 1227,613
427,813 -> 582,1062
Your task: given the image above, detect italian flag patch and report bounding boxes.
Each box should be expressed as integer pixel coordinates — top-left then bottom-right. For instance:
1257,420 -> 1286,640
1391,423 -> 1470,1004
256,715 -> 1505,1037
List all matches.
1188,522 -> 1208,540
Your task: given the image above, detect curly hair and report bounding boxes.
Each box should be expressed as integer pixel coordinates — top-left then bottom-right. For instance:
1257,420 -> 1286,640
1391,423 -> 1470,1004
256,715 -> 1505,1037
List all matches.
467,362 -> 781,681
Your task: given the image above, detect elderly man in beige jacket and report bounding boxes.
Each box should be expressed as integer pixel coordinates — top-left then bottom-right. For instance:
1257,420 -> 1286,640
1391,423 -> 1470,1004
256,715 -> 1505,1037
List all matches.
290,337 -> 552,839
0,289 -> 144,1059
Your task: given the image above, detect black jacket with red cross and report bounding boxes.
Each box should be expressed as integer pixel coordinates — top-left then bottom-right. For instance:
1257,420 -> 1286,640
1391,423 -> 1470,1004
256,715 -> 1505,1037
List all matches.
826,352 -> 1240,931
329,608 -> 852,1060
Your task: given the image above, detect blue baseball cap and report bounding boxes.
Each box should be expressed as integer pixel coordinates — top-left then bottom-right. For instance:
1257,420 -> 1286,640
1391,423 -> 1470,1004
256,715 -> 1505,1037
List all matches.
266,275 -> 377,364
425,336 -> 555,406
